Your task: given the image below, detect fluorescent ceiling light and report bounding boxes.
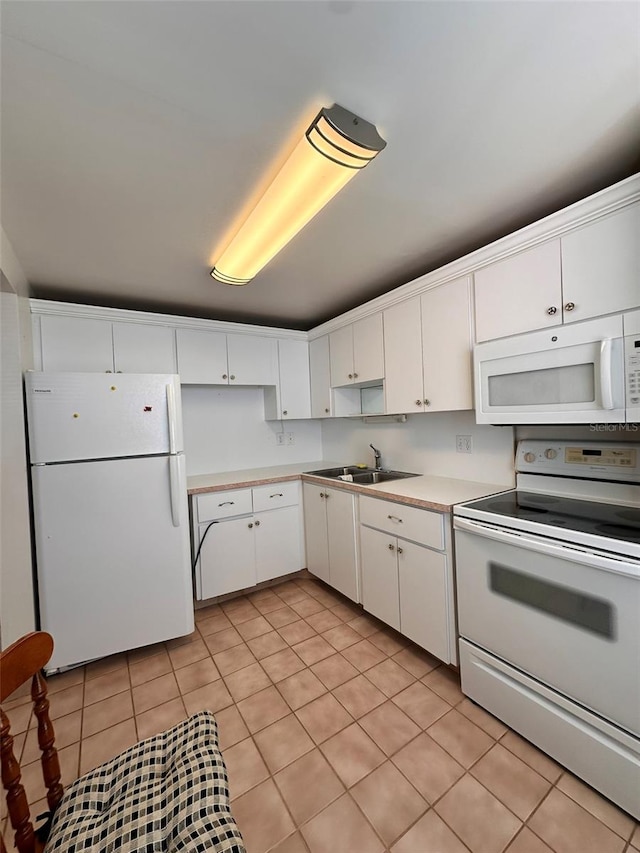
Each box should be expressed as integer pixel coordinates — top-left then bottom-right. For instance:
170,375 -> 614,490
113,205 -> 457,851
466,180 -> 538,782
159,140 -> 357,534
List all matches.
210,104 -> 386,285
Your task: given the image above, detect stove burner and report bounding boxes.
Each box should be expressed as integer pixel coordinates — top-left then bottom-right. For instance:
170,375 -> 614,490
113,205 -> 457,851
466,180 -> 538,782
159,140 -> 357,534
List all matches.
618,509 -> 640,524
596,523 -> 640,542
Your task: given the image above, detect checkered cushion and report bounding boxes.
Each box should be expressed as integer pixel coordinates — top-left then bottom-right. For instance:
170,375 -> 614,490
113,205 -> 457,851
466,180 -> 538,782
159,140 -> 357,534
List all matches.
44,711 -> 245,852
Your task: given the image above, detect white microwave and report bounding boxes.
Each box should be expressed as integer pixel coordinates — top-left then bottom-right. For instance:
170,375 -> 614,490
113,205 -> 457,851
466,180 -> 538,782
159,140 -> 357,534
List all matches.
473,314 -> 638,424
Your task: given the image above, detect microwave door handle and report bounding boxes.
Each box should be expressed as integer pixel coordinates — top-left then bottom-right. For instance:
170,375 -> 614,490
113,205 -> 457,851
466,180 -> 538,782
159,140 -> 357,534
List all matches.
599,338 -> 614,410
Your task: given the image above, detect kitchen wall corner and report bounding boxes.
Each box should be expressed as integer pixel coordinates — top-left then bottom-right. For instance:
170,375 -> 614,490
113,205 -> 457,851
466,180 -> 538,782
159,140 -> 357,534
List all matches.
181,385 -> 323,475
1,230 -> 36,647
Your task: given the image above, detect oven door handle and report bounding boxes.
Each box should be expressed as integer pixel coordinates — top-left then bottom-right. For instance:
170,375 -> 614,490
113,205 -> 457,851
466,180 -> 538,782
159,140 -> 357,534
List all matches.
453,517 -> 640,578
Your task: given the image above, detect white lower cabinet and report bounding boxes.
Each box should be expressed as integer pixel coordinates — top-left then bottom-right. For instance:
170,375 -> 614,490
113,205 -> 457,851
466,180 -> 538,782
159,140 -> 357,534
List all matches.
192,481 -> 304,599
359,495 -> 454,664
303,483 -> 358,602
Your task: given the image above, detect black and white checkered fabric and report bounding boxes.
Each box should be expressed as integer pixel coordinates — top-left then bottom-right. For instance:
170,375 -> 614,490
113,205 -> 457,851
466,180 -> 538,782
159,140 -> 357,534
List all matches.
44,711 -> 245,852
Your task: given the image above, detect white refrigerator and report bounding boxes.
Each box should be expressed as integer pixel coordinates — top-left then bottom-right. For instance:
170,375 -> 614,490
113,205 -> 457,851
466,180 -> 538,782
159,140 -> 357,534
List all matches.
25,372 -> 194,673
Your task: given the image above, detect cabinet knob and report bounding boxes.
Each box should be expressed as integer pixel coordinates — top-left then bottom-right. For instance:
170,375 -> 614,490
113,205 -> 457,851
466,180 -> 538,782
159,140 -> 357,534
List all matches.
348,373 -> 353,380
248,523 -> 253,528
353,372 -> 359,379
546,306 -> 557,315
564,302 -> 575,311
324,408 -> 330,413
283,410 -> 288,416
230,374 -> 236,380
397,546 -> 403,555
105,370 -> 113,373
222,374 -> 228,380
325,492 -> 330,499
424,399 -> 430,406
388,543 -> 395,551
319,492 -> 325,499
415,399 -> 423,406
254,519 -> 260,526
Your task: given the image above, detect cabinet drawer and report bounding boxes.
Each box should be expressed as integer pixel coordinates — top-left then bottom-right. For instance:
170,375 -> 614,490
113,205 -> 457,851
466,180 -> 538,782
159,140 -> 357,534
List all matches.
196,488 -> 252,522
252,480 -> 299,512
359,495 -> 444,550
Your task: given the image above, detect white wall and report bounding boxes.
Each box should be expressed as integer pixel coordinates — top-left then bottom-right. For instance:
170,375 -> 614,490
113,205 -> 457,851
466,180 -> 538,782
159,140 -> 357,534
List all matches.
1,230 -> 36,647
321,410 -> 516,487
181,385 -> 323,475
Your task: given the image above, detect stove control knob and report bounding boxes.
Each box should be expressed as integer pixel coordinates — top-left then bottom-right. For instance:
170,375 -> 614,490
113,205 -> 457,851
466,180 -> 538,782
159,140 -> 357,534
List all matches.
524,452 -> 536,463
544,448 -> 558,460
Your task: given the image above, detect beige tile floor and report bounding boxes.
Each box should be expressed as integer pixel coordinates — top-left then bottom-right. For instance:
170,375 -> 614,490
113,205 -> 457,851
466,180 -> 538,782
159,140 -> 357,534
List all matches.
2,575 -> 639,853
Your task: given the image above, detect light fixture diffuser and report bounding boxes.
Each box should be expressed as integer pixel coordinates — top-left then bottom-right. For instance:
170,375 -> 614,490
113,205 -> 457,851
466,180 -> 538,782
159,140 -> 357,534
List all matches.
210,104 -> 386,285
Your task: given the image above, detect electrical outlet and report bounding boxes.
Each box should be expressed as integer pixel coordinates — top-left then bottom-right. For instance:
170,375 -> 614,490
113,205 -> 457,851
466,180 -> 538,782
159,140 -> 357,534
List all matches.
286,431 -> 295,445
456,434 -> 473,453
276,433 -> 285,445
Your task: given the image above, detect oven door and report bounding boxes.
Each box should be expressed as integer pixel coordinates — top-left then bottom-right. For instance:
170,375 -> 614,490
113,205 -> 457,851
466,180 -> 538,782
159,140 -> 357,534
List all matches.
474,315 -> 625,424
454,517 -> 640,735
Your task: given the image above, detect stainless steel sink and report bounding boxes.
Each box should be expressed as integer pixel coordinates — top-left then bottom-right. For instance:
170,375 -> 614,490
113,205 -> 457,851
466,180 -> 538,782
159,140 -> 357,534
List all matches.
306,466 -> 374,478
306,466 -> 419,484
351,470 -> 419,484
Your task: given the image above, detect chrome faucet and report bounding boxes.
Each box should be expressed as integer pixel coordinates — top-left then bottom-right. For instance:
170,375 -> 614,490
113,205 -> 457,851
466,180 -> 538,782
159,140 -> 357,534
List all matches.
369,444 -> 382,470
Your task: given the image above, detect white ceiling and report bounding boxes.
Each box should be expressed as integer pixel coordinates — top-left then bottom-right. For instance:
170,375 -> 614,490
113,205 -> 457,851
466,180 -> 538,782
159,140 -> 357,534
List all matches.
1,1 -> 638,329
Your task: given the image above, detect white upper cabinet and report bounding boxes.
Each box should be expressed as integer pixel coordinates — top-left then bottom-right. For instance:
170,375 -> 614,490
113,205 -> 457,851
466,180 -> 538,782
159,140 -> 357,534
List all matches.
176,329 -> 228,384
561,202 -> 640,324
329,313 -> 384,387
112,323 -> 176,374
39,315 -> 114,372
309,335 -> 332,417
278,339 -> 311,420
474,202 -> 640,343
226,334 -> 278,386
353,314 -> 384,384
383,296 -> 424,414
383,278 -> 472,414
474,240 -> 562,342
264,339 -> 311,420
176,329 -> 277,386
421,277 -> 472,412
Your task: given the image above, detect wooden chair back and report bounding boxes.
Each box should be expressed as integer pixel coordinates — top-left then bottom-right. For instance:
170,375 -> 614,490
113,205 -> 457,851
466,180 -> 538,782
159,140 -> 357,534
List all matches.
1,632 -> 63,853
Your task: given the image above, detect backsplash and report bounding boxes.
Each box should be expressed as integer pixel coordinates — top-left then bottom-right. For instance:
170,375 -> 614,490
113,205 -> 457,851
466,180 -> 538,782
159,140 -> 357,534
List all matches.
321,410 -> 516,486
181,385 -> 323,475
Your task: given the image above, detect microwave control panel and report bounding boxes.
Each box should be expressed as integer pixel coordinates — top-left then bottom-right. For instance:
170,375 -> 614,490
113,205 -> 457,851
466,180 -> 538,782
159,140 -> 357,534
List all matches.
625,333 -> 640,410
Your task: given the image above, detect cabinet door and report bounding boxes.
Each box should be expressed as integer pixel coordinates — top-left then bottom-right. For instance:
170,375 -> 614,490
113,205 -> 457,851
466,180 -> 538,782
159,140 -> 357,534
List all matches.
421,277 -> 472,412
474,240 -> 562,342
353,313 -> 384,383
329,325 -> 354,387
254,505 -> 304,583
383,296 -> 424,414
227,334 -> 278,386
303,483 -> 330,584
278,339 -> 311,419
176,329 -> 228,384
326,488 -> 358,603
561,203 -> 640,324
359,526 -> 400,630
309,335 -> 332,417
197,515 -> 255,600
40,315 -> 114,372
398,542 -> 449,662
113,323 -> 176,374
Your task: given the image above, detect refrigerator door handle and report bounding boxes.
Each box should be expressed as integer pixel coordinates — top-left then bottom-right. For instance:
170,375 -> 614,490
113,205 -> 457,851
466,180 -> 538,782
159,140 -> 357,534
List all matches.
167,382 -> 178,454
169,454 -> 181,527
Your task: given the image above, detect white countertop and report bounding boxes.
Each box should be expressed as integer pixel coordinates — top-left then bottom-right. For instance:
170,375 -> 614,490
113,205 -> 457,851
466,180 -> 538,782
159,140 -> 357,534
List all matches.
187,461 -> 510,512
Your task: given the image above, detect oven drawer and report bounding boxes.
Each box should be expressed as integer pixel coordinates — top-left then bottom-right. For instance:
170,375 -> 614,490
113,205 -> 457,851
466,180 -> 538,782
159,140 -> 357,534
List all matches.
459,640 -> 640,820
454,524 -> 640,736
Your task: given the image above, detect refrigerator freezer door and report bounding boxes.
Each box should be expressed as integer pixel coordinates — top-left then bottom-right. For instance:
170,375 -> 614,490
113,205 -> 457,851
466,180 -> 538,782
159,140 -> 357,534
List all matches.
25,372 -> 184,463
31,454 -> 194,671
